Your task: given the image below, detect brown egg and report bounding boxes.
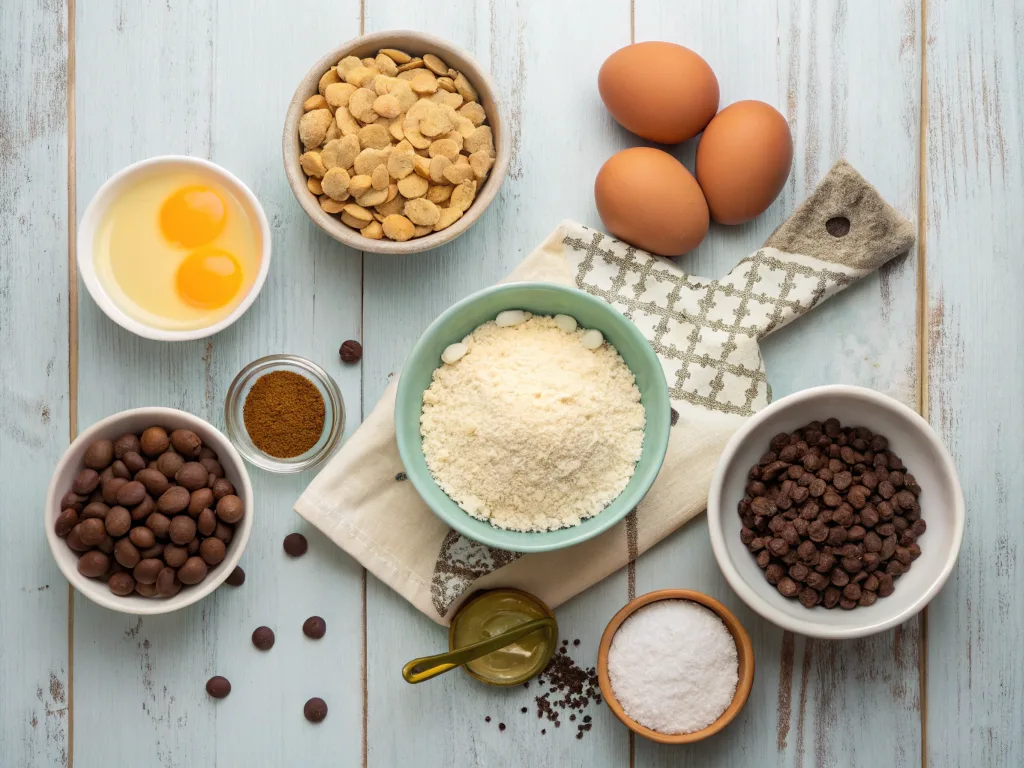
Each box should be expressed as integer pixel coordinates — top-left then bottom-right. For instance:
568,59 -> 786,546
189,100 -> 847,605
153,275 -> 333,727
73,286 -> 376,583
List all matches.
599,42 -> 719,144
594,147 -> 709,256
695,100 -> 793,225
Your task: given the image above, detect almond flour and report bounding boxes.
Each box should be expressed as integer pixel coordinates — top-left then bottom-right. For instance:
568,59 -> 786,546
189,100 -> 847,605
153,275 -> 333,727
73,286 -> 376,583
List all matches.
419,314 -> 645,532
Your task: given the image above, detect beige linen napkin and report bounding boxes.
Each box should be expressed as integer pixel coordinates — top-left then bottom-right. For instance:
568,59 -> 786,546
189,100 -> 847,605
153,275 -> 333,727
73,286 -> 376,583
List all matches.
295,159 -> 914,625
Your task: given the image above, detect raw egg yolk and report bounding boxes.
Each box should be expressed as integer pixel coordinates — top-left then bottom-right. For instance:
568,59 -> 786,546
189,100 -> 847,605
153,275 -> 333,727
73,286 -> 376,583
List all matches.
176,248 -> 243,309
160,185 -> 227,248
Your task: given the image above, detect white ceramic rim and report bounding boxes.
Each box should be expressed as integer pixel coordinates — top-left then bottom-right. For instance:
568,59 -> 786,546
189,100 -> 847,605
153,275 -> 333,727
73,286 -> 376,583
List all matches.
44,407 -> 254,615
707,385 -> 965,640
76,155 -> 273,341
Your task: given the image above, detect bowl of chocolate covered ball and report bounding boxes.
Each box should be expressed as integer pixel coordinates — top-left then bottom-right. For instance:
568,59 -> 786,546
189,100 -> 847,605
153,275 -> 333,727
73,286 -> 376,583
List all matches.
45,407 -> 253,614
708,385 -> 964,640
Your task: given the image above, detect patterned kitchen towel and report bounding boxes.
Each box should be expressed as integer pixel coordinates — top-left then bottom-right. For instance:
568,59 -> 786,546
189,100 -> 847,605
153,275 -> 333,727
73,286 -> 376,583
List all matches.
295,159 -> 914,625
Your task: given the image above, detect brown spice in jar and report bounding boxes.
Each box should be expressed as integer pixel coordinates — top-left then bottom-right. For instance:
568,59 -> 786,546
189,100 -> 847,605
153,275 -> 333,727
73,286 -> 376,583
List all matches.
243,371 -> 325,458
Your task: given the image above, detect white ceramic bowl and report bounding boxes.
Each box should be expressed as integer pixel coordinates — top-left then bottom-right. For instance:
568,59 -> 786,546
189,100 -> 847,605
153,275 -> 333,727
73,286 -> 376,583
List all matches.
45,407 -> 254,615
708,385 -> 964,639
77,155 -> 272,341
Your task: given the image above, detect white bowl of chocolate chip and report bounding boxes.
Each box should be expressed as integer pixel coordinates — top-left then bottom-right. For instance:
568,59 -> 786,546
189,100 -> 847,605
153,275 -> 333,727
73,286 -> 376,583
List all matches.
707,385 -> 964,640
45,407 -> 253,615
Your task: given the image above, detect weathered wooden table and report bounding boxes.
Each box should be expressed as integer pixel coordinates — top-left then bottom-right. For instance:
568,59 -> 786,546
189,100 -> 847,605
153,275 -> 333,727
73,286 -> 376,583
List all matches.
3,0 -> 1021,765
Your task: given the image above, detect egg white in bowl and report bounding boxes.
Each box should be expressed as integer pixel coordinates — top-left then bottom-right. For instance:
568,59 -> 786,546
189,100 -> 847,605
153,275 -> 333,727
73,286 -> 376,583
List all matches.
79,156 -> 271,341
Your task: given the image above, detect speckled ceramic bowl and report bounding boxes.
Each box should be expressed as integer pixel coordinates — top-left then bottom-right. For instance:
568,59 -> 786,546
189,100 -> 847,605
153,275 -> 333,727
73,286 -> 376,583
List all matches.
283,30 -> 509,254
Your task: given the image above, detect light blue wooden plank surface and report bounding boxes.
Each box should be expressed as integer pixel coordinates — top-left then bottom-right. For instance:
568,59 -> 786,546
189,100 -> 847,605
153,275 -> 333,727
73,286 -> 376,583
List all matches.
924,0 -> 1024,765
0,2 -> 71,766
4,0 -> 1023,765
72,1 -> 363,766
360,0 -> 636,765
632,2 -> 924,767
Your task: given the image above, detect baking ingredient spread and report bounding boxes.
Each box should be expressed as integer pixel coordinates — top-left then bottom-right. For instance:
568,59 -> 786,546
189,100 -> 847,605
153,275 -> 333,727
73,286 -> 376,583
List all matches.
420,312 -> 645,531
607,600 -> 738,735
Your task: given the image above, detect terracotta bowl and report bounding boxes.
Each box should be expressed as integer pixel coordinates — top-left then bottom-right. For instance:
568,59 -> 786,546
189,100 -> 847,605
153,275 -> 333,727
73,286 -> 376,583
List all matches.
282,30 -> 510,254
597,589 -> 754,744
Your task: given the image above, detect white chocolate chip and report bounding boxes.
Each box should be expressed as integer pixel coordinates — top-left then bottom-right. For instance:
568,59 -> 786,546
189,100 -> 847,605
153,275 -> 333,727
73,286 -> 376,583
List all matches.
554,314 -> 578,333
441,342 -> 468,364
495,310 -> 529,328
580,329 -> 604,350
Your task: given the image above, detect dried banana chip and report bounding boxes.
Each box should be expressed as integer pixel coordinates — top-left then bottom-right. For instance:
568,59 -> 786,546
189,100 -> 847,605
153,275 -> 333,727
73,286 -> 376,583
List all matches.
380,48 -> 411,65
361,220 -> 384,239
442,161 -> 474,185
450,180 -> 477,212
453,72 -> 478,102
404,197 -> 441,226
397,58 -> 425,73
469,150 -> 494,181
397,174 -> 428,199
371,164 -> 390,191
299,151 -> 326,178
464,125 -> 494,156
320,195 -> 346,214
410,70 -> 438,95
375,53 -> 398,77
304,94 -> 329,112
423,54 -> 448,76
299,109 -> 333,149
458,102 -> 486,127
318,68 -> 341,96
433,205 -> 463,231
348,174 -> 372,198
358,123 -> 391,150
382,214 -> 415,241
335,106 -> 361,136
375,192 -> 407,217
356,186 -> 388,207
428,138 -> 460,161
322,167 -> 352,201
387,149 -> 415,180
325,83 -> 356,110
429,155 -> 452,184
412,155 -> 431,178
426,184 -> 454,204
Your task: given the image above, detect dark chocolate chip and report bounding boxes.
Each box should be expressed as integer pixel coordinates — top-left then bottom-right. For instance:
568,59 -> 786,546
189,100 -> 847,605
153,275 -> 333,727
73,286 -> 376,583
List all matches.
225,566 -> 245,587
304,697 -> 328,723
206,676 -> 231,699
283,533 -> 308,557
252,626 -> 275,650
302,616 -> 327,639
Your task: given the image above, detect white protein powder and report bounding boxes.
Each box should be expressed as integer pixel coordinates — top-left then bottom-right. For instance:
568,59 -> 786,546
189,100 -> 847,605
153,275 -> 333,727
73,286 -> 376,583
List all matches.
420,314 -> 645,532
607,600 -> 739,735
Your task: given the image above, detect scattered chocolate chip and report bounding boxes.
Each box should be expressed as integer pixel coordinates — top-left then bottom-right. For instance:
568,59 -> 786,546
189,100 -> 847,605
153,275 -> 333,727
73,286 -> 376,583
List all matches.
498,723 -> 506,731
252,626 -> 275,650
225,566 -> 245,587
206,676 -> 231,699
485,716 -> 491,723
304,697 -> 328,723
339,340 -> 363,363
303,616 -> 327,639
283,533 -> 308,557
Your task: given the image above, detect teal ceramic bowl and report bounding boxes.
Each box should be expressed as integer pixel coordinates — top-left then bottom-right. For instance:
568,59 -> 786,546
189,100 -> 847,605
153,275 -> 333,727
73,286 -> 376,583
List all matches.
395,282 -> 671,554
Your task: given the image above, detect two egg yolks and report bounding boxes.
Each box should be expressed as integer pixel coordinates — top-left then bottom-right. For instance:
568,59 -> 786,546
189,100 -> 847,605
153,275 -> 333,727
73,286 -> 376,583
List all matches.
159,185 -> 242,309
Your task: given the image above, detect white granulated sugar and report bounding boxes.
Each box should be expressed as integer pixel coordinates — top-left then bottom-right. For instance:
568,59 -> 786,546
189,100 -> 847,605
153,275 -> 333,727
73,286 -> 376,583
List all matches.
607,600 -> 738,735
420,314 -> 645,532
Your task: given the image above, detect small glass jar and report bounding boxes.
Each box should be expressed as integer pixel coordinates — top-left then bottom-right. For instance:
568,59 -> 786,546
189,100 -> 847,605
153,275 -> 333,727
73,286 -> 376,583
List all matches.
224,354 -> 344,473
